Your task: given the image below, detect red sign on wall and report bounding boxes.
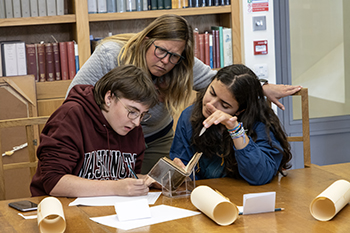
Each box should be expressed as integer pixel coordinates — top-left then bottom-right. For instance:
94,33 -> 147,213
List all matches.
254,40 -> 268,55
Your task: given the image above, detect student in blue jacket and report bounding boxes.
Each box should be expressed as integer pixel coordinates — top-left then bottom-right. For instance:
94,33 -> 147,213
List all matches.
170,64 -> 292,185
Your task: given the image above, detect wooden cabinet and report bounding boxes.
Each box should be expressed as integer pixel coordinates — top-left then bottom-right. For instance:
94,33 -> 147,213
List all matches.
0,0 -> 242,117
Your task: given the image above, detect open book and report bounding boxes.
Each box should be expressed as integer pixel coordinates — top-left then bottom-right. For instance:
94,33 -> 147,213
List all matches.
148,152 -> 203,191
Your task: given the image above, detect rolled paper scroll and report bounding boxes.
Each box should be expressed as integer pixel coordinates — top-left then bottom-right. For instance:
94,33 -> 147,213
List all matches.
190,185 -> 239,226
37,197 -> 66,233
310,179 -> 350,221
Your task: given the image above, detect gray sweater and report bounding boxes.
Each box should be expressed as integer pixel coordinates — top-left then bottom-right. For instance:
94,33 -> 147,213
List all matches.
67,41 -> 216,138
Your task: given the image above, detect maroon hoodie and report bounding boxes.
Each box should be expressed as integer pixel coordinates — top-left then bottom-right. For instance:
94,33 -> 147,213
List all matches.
30,85 -> 145,196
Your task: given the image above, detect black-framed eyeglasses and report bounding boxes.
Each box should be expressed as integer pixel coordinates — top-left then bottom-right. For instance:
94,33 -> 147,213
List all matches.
117,97 -> 152,122
152,42 -> 185,65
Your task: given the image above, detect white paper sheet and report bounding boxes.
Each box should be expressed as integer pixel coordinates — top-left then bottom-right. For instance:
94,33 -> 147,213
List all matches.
243,191 -> 276,215
114,199 -> 151,222
90,204 -> 200,230
69,192 -> 161,206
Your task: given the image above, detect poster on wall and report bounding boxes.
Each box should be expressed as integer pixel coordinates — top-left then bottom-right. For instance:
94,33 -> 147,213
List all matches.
247,0 -> 269,13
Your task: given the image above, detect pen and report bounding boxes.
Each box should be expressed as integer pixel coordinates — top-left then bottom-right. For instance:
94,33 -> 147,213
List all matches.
127,164 -> 139,179
238,208 -> 284,215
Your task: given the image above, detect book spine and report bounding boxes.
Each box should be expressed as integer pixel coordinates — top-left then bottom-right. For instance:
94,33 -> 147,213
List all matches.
74,43 -> 79,73
37,43 -> 46,81
88,0 -> 98,13
106,0 -> 116,12
220,0 -> 224,5
212,29 -> 217,68
4,0 -> 13,18
116,0 -> 126,12
0,44 -> 3,75
204,32 -> 210,66
12,0 -> 21,18
147,0 -> 151,10
21,0 -> 31,17
126,0 -> 136,11
164,0 -> 171,9
209,33 -> 213,68
218,26 -> 224,68
215,30 -> 220,68
59,42 -> 68,80
136,0 -> 142,11
2,43 -> 18,76
151,0 -> 157,10
64,0 -> 68,14
0,1 -> 5,19
198,33 -> 205,63
214,0 -> 219,6
157,0 -> 163,9
194,0 -> 199,7
38,0 -> 47,16
97,0 -> 107,13
206,0 -> 212,7
56,0 -> 64,15
29,0 -> 38,17
66,41 -> 76,80
26,44 -> 39,81
181,0 -> 188,8
44,43 -> 55,81
193,28 -> 200,60
225,0 -> 229,5
142,0 -> 148,10
16,42 -> 27,75
52,42 -> 61,80
222,28 -> 232,66
46,0 -> 56,16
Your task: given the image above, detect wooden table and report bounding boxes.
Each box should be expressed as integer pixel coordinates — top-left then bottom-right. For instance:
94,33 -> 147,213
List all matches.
1,164 -> 350,233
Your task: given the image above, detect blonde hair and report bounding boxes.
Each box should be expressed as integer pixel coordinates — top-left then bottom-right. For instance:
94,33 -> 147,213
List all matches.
101,14 -> 194,116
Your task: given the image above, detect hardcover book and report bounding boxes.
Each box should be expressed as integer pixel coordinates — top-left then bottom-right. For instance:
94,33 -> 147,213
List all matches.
52,42 -> 61,80
37,43 -> 46,82
66,41 -> 76,80
59,42 -> 68,80
44,43 -> 55,81
222,27 -> 233,66
148,152 -> 203,191
21,0 -> 31,17
30,0 -> 39,17
211,26 -> 224,68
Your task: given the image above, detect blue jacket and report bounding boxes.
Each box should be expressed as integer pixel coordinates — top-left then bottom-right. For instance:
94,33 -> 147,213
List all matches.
170,105 -> 284,185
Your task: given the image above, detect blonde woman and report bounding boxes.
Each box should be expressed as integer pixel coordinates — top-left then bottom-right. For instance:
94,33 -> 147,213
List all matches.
67,14 -> 301,174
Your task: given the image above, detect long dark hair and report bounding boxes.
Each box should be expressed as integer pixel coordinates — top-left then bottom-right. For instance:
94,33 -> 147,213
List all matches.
191,64 -> 292,177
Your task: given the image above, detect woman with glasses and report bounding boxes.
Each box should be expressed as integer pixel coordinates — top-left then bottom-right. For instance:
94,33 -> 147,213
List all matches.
30,65 -> 158,197
67,14 -> 301,174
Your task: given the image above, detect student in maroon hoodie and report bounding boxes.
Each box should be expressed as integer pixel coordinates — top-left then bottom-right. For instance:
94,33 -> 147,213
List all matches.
30,65 -> 158,197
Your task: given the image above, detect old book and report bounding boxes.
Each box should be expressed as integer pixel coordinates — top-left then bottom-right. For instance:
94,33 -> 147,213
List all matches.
66,41 -> 76,80
16,42 -> 27,75
164,0 -> 171,9
1,42 -> 17,76
26,44 -> 39,81
37,43 -> 46,81
44,43 -> 55,81
198,33 -> 205,63
204,32 -> 210,66
211,26 -> 224,68
193,28 -> 200,60
157,0 -> 163,9
52,42 -> 61,80
222,27 -> 233,66
151,0 -> 157,10
59,41 -> 68,80
148,152 -> 203,191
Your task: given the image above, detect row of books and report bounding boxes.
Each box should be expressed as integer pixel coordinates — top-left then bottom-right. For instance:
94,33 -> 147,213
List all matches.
0,40 -> 79,82
194,26 -> 232,69
0,0 -> 65,18
88,0 -> 230,13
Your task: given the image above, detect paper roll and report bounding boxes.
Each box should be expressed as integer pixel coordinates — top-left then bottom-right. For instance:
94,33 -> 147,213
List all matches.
190,185 -> 239,226
310,179 -> 350,221
37,197 -> 66,233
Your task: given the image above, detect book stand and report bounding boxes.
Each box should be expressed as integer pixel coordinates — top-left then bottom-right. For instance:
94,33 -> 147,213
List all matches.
160,168 -> 196,198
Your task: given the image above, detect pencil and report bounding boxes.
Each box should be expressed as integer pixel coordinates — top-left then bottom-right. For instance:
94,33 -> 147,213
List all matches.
127,164 -> 139,179
239,208 -> 284,215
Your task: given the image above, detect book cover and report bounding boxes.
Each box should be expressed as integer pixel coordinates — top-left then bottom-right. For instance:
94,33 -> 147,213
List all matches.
106,0 -> 116,12
198,33 -> 205,63
204,32 -> 210,66
21,0 -> 31,17
181,0 -> 188,8
88,0 -> 97,13
136,0 -> 142,11
97,0 -> 107,13
37,43 -> 46,81
209,33 -> 213,68
193,0 -> 200,7
66,41 -> 76,80
148,152 -> 202,190
157,0 -> 163,9
116,0 -> 125,12
44,43 -> 55,81
74,43 -> 79,74
46,0 -> 56,16
211,26 -> 223,68
172,0 -> 178,9
0,1 -> 5,19
151,0 -> 157,10
222,27 -> 233,66
206,0 -> 213,7
52,42 -> 61,80
164,0 -> 171,9
56,0 -> 64,15
4,0 -> 13,18
126,0 -> 136,11
142,0 -> 148,11
193,28 -> 200,60
1,42 -> 18,76
38,0 -> 47,16
12,0 -> 21,18
59,42 -> 68,80
214,0 -> 219,6
16,42 -> 27,75
29,0 -> 39,17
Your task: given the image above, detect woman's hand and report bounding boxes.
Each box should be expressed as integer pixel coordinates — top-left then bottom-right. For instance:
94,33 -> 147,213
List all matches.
203,103 -> 238,130
116,178 -> 149,196
262,84 -> 302,110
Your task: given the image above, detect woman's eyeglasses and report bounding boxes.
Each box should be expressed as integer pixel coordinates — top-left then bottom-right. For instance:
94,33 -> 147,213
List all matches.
152,42 -> 185,65
117,97 -> 152,122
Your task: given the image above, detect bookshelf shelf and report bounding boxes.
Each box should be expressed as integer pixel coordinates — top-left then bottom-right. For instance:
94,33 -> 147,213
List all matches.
0,15 -> 76,27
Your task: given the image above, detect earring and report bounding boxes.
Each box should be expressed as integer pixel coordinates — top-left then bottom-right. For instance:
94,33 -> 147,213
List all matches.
107,102 -> 110,106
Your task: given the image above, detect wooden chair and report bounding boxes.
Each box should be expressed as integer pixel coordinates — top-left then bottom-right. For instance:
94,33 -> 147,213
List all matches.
287,88 -> 311,168
0,116 -> 49,200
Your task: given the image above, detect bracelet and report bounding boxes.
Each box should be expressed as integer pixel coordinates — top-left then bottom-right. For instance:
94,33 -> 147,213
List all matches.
227,122 -> 246,143
227,123 -> 241,132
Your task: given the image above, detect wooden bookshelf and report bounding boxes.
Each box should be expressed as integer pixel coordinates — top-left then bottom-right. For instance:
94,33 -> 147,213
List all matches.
0,0 -> 242,117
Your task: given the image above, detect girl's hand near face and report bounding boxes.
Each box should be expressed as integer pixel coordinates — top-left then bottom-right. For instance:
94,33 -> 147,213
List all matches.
203,103 -> 239,130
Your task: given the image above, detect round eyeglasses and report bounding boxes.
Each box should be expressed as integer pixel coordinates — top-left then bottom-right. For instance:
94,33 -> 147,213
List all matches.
152,42 -> 185,65
117,97 -> 152,122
